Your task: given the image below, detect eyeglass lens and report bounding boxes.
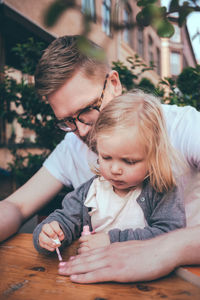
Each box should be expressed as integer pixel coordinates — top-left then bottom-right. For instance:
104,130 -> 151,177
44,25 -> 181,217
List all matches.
78,107 -> 100,125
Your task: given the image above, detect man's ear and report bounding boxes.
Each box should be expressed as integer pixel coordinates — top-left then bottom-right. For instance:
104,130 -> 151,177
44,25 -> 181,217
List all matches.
108,70 -> 122,97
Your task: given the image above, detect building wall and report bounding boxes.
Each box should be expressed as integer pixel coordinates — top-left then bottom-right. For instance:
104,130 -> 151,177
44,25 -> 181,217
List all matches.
3,0 -> 197,76
4,0 -> 164,78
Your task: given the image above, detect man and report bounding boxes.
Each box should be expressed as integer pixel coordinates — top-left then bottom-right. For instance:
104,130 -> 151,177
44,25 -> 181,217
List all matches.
1,35 -> 200,283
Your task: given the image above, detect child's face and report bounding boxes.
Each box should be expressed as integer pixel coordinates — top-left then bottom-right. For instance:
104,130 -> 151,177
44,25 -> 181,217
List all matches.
97,128 -> 148,195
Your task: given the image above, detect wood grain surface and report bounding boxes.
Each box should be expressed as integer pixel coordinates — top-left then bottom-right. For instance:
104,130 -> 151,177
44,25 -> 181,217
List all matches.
0,233 -> 200,300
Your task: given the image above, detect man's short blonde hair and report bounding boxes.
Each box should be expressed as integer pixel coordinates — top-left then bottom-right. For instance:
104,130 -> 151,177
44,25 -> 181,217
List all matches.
35,35 -> 109,97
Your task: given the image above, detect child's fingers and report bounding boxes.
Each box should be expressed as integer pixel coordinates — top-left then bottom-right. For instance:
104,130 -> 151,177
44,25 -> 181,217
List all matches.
39,231 -> 57,251
41,223 -> 61,247
42,222 -> 61,243
49,221 -> 64,241
77,245 -> 90,254
42,223 -> 57,238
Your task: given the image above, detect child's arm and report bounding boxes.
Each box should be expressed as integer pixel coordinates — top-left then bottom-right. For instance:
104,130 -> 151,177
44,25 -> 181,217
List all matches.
33,178 -> 94,254
108,185 -> 186,243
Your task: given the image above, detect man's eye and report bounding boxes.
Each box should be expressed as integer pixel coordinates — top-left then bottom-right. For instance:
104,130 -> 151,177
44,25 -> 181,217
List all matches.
66,117 -> 74,124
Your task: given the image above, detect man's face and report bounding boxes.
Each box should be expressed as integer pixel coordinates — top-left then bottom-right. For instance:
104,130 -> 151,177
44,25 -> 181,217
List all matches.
48,70 -> 121,144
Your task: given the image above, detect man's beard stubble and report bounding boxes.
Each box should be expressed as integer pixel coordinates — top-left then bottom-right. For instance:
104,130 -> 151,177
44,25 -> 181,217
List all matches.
78,130 -> 97,154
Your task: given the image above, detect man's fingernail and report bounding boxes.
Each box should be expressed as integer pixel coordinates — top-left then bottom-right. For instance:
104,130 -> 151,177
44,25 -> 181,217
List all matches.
69,256 -> 75,261
59,262 -> 67,267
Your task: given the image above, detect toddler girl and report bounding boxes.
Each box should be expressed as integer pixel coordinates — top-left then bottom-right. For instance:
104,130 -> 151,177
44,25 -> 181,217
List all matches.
33,90 -> 186,255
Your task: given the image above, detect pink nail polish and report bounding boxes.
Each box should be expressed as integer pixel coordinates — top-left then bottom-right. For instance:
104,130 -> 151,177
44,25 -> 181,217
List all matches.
69,256 -> 75,261
59,262 -> 67,267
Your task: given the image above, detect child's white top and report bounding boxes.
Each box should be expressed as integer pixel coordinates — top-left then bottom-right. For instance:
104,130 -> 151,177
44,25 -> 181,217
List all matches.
84,177 -> 146,233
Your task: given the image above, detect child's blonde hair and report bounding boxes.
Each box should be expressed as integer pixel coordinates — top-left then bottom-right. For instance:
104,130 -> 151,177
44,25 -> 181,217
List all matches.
90,90 -> 179,193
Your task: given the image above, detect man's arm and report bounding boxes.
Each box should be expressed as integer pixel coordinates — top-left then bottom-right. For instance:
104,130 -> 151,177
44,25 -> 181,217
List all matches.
0,166 -> 63,242
58,226 -> 200,283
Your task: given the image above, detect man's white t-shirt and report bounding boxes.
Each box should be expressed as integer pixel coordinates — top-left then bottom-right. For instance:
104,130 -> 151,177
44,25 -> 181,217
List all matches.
43,104 -> 200,226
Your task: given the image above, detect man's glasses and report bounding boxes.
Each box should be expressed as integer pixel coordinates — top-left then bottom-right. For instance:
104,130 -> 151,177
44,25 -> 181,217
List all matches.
56,74 -> 109,132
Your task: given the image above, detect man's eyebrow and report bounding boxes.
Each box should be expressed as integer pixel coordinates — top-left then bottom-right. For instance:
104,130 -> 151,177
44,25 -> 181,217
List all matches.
57,97 -> 99,121
77,97 -> 99,112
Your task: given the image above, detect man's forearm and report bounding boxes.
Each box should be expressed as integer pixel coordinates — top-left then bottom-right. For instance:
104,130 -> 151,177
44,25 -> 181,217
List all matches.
0,200 -> 23,242
173,225 -> 200,266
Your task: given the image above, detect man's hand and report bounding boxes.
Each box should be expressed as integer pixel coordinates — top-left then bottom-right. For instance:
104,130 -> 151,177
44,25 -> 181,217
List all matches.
78,232 -> 110,253
58,229 -> 188,283
39,221 -> 64,251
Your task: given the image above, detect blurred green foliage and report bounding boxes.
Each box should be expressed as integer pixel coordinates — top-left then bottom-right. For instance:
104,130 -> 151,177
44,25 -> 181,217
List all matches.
44,0 -> 200,39
114,56 -> 200,110
1,38 -> 65,185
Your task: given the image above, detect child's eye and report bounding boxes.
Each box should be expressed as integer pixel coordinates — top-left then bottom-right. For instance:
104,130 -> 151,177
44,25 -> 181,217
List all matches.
124,159 -> 136,165
102,156 -> 111,160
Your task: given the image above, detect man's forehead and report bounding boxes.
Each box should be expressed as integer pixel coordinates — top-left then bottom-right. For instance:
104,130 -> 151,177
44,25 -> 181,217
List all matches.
48,86 -> 102,120
48,70 -> 105,117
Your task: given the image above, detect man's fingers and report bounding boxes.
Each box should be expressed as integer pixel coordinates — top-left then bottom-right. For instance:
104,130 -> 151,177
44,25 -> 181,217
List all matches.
79,235 -> 89,242
58,253 -> 109,275
75,245 -> 107,258
69,267 -> 113,283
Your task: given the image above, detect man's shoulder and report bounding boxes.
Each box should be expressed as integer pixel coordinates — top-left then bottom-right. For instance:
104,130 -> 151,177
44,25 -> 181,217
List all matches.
161,103 -> 197,115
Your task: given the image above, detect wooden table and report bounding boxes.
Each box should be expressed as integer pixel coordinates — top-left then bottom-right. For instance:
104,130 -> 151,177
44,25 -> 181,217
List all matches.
0,234 -> 200,300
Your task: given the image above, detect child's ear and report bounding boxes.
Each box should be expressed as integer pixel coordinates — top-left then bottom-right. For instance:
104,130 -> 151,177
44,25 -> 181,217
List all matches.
108,70 -> 122,97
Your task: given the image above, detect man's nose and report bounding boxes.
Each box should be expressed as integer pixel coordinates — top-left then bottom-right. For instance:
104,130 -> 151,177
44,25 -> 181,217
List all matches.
75,120 -> 91,137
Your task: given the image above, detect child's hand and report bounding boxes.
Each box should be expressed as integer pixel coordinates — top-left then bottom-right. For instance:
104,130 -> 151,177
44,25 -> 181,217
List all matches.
38,221 -> 64,251
78,232 -> 110,254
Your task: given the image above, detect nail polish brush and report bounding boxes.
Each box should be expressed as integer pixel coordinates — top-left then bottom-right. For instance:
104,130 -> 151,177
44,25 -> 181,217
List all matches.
52,238 -> 63,261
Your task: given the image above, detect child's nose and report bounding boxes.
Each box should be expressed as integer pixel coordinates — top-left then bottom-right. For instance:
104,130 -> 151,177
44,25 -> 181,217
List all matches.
111,163 -> 123,175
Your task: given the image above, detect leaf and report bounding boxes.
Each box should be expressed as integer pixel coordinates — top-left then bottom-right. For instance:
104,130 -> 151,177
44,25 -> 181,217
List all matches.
137,0 -> 157,7
44,0 -> 75,27
178,5 -> 194,27
169,0 -> 180,12
156,19 -> 175,38
136,11 -> 150,27
77,36 -> 106,61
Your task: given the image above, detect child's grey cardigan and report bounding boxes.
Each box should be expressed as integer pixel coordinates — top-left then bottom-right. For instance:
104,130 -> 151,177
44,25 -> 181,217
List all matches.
33,176 -> 186,255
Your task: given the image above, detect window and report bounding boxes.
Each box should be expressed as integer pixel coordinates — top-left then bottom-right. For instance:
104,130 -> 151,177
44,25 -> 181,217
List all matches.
170,24 -> 181,43
123,5 -> 132,46
137,27 -> 144,57
148,35 -> 154,66
82,0 -> 96,21
156,47 -> 161,76
102,0 -> 111,36
170,52 -> 181,76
